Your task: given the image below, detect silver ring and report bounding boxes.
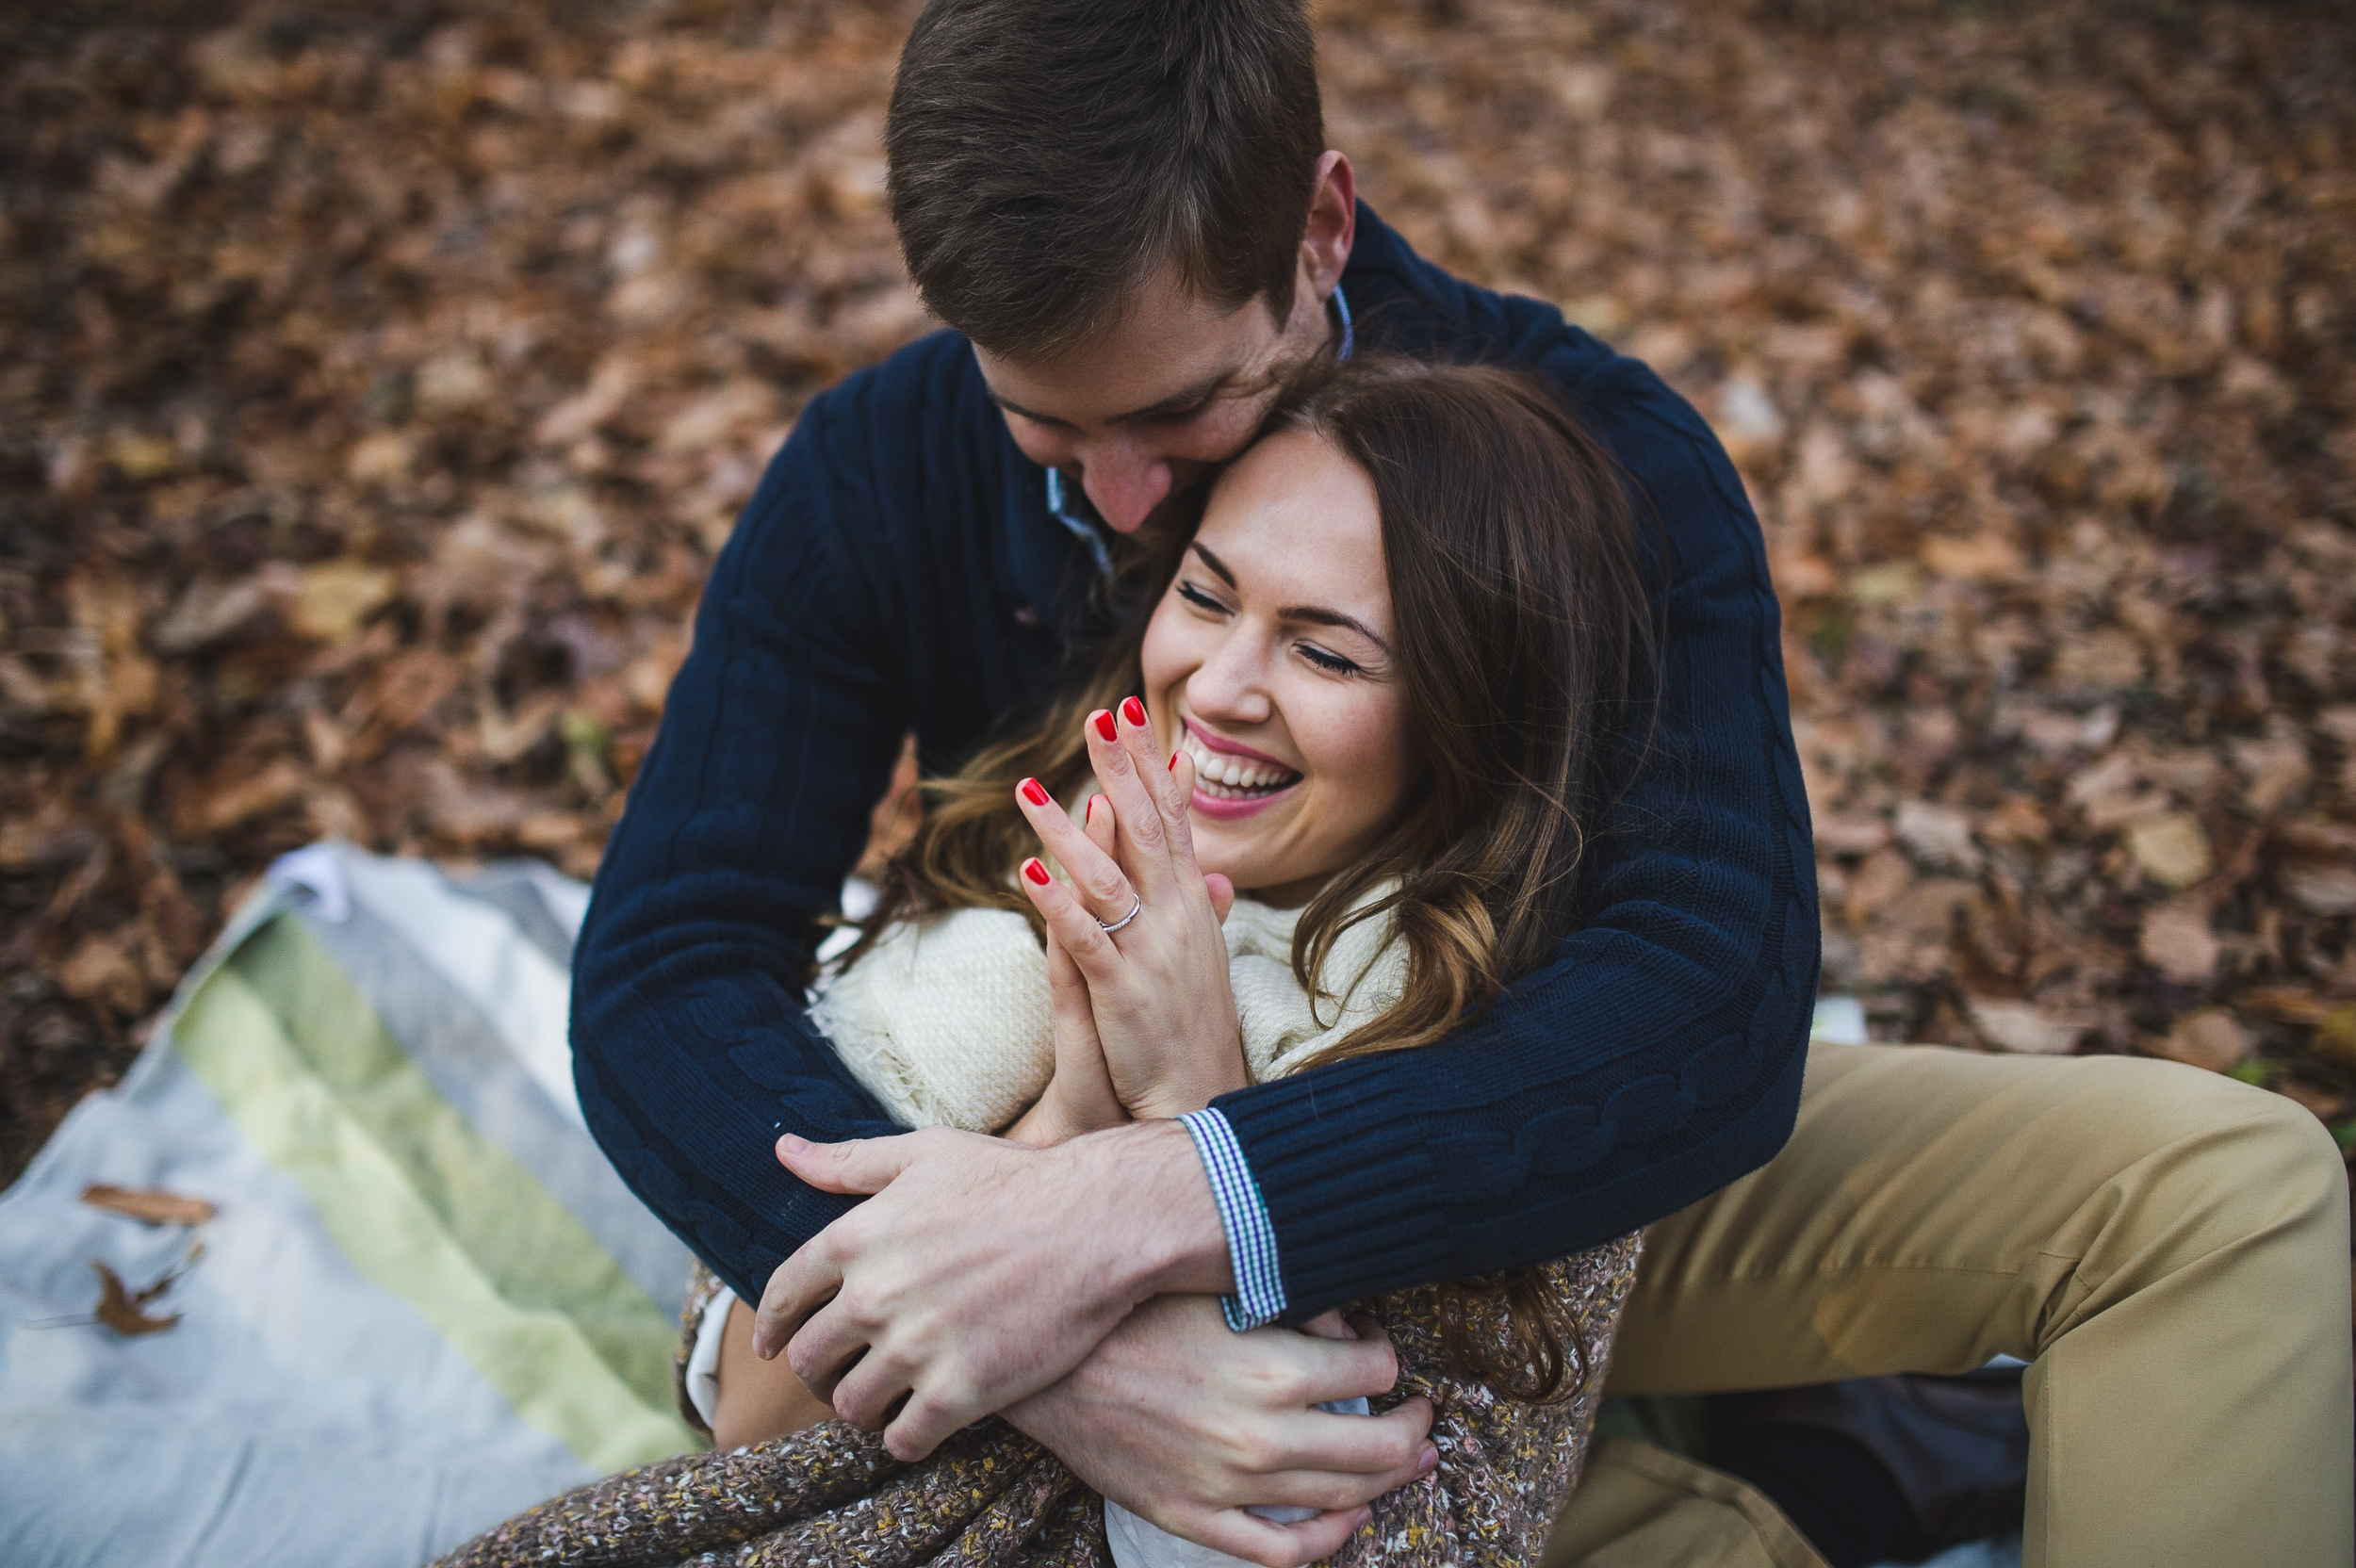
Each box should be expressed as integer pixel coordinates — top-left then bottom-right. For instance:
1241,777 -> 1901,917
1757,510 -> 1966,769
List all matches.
1098,896 -> 1142,933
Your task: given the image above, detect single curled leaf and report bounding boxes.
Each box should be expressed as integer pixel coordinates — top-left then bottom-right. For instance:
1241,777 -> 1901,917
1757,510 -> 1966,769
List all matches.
81,1184 -> 216,1227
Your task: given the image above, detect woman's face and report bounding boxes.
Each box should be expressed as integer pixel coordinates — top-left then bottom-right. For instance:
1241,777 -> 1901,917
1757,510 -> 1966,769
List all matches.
1141,428 -> 1421,906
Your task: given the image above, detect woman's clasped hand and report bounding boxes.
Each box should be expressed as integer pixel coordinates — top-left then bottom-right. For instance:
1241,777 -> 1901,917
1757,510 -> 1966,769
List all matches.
1006,696 -> 1248,1140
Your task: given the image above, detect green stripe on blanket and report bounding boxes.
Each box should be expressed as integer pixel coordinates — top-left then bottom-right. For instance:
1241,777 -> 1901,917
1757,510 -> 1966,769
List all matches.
172,911 -> 696,1472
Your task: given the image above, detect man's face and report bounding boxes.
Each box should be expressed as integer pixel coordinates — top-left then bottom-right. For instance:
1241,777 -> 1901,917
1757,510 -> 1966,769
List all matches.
973,264 -> 1338,537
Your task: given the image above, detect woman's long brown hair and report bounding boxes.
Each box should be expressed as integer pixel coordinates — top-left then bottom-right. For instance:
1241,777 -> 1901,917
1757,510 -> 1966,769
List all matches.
856,355 -> 1659,1400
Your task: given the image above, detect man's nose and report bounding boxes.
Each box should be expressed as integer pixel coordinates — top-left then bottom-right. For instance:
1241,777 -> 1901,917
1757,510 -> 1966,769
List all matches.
1078,439 -> 1174,533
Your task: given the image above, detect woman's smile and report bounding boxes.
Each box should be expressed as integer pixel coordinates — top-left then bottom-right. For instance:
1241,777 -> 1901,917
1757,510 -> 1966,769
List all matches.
1177,719 -> 1303,817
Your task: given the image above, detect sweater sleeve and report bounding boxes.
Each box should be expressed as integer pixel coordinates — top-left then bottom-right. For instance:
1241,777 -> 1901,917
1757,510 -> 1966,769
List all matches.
569,387 -> 920,1306
1212,356 -> 1820,1322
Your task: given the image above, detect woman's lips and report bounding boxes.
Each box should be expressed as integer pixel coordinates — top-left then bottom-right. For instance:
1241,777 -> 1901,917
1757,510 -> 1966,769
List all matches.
1188,780 -> 1296,821
1179,721 -> 1301,789
1177,723 -> 1301,822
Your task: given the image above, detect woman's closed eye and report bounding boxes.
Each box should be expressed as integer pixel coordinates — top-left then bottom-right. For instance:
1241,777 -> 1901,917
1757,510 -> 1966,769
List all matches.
1174,580 -> 1231,615
1294,641 -> 1364,677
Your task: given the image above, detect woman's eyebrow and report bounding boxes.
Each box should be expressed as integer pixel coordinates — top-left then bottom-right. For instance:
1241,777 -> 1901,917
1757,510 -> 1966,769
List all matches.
1282,605 -> 1391,655
1188,542 -> 1238,587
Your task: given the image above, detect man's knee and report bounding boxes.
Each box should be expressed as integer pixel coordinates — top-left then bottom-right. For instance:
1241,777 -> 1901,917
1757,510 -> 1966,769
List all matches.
2220,1077 -> 2348,1229
2100,1057 -> 2347,1241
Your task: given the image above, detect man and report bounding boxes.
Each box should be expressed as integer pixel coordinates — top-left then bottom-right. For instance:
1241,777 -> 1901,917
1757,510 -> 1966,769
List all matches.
573,3 -> 2352,1565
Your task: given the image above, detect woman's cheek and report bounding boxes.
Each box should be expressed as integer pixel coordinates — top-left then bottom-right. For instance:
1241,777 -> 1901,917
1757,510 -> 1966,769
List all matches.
1343,694 -> 1417,831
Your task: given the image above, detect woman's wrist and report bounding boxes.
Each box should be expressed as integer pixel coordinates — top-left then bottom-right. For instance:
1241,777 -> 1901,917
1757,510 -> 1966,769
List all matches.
1114,1029 -> 1252,1122
1007,1073 -> 1130,1146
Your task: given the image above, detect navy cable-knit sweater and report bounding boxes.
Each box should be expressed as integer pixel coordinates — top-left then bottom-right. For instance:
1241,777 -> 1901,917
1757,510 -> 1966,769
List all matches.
571,202 -> 1819,1316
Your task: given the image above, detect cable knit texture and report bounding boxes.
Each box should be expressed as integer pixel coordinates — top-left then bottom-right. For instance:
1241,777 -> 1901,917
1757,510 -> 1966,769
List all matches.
814,890 -> 1404,1133
570,201 -> 1817,1316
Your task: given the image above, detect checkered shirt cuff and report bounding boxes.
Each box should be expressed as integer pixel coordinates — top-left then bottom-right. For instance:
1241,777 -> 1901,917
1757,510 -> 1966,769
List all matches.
1178,1108 -> 1285,1331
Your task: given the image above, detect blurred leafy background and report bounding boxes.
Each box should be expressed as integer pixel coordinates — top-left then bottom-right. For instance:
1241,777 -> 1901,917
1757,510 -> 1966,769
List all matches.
2,0 -> 2351,1183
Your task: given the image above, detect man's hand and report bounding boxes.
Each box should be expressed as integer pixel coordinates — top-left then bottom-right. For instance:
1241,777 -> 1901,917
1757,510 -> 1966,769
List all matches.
1006,1296 -> 1436,1568
753,1118 -> 1233,1460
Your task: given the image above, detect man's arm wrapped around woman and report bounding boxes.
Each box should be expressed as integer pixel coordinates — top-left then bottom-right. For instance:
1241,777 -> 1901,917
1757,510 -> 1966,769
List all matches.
435,1234 -> 1644,1568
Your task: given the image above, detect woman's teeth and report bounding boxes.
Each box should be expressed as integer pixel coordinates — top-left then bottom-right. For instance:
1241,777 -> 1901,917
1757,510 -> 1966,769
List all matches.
1180,729 -> 1301,797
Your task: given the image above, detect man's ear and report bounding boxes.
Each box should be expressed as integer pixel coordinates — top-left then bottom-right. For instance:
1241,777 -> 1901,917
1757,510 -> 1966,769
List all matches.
1300,150 -> 1357,302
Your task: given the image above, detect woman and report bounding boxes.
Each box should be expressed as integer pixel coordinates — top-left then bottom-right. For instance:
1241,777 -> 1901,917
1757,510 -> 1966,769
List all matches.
436,355 -> 1660,1568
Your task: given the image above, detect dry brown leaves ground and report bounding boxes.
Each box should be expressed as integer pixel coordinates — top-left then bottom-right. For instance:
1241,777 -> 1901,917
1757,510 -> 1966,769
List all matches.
3,0 -> 2352,1184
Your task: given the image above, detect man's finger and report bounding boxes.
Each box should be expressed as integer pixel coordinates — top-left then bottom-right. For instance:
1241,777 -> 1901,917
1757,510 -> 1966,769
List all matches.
880,1380 -> 973,1462
827,1337 -> 917,1430
752,1243 -> 843,1361
1283,1320 -> 1404,1406
779,1298 -> 871,1400
1176,1504 -> 1372,1568
1238,1450 -> 1436,1513
776,1131 -> 922,1196
1245,1396 -> 1433,1480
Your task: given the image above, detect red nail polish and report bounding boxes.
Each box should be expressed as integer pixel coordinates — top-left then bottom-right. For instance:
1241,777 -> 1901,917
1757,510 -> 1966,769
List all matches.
1092,710 -> 1117,743
1085,796 -> 1096,823
1121,695 -> 1146,728
1020,777 -> 1049,807
1023,858 -> 1051,886
1168,753 -> 1179,772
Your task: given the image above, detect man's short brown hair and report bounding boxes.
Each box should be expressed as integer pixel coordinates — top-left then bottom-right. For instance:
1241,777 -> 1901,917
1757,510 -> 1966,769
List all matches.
885,0 -> 1325,362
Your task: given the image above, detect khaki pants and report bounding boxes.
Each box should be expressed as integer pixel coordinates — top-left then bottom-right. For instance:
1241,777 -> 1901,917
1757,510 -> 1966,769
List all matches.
1546,1040 -> 2354,1568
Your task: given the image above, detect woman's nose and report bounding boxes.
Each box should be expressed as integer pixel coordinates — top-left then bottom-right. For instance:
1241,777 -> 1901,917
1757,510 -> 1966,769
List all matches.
1184,637 -> 1274,727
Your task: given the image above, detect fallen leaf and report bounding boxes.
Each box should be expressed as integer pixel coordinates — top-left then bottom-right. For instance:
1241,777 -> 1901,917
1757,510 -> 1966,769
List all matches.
2064,750 -> 2141,812
150,572 -> 277,655
2126,812 -> 2213,890
105,431 -> 181,482
1812,812 -> 1891,857
2148,1009 -> 2252,1073
344,431 -> 416,486
2137,899 -> 2220,986
2231,725 -> 2312,817
1921,531 -> 2025,584
291,561 -> 398,644
1967,996 -> 2089,1055
56,935 -> 145,1014
174,758 -> 312,839
2281,862 -> 2356,917
90,1259 -> 180,1336
81,1184 -> 217,1226
1977,797 -> 2052,846
1895,800 -> 1981,874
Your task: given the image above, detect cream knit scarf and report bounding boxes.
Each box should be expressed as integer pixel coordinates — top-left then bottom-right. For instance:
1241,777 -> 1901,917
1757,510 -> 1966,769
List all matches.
811,884 -> 1407,1133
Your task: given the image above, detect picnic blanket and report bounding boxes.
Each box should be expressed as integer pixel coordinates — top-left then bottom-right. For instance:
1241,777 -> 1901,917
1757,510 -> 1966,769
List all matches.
0,843 -> 700,1568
